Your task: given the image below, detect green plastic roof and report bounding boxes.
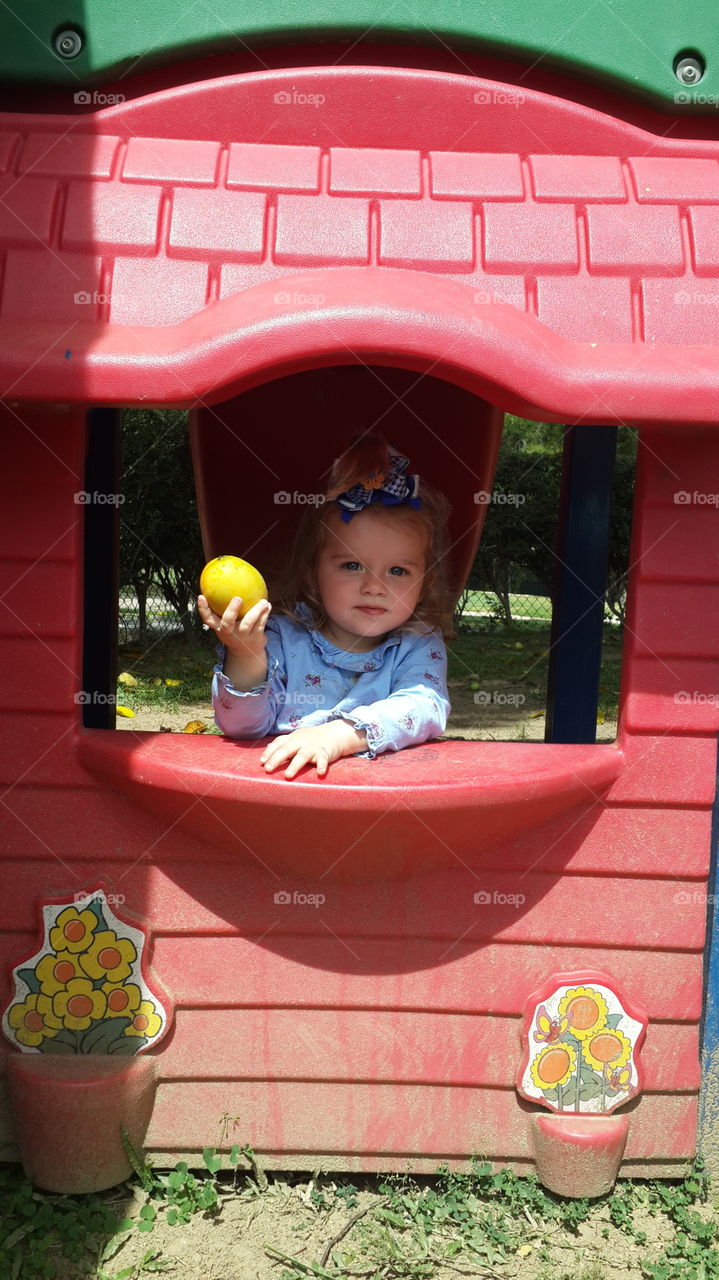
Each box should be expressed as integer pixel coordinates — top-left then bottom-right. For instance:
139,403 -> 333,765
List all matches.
0,0 -> 715,111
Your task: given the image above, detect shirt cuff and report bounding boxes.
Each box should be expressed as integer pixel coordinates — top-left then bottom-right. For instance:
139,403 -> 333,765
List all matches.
213,655 -> 281,697
329,710 -> 384,759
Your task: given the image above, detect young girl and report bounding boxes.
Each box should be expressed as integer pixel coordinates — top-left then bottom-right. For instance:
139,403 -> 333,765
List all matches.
197,433 -> 454,780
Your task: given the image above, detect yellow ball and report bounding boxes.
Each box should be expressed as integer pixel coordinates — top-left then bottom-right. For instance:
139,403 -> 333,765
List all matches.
200,555 -> 268,619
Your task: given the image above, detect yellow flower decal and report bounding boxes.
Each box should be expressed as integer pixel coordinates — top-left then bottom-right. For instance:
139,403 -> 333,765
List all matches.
53,978 -> 107,1031
49,907 -> 98,955
581,1026 -> 633,1073
557,986 -> 608,1041
125,999 -> 162,1039
102,981 -> 142,1019
7,994 -> 62,1046
529,1042 -> 577,1091
36,950 -> 82,995
78,931 -> 137,983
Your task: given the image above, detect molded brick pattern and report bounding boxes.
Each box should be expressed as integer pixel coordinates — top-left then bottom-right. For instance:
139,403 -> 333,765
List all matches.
227,142 -> 321,191
430,151 -> 523,199
529,154 -> 626,201
62,181 -> 161,254
122,136 -> 220,185
629,158 -> 719,203
275,194 -> 370,265
18,133 -> 120,179
0,174 -> 57,246
0,127 -> 717,338
483,202 -> 579,271
379,199 -> 473,269
329,147 -> 421,195
168,188 -> 266,260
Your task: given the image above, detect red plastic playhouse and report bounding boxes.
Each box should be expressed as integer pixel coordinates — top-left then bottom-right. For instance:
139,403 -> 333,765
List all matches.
1,3 -> 719,1187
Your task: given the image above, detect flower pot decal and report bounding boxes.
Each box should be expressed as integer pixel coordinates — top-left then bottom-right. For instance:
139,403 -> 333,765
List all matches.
2,887 -> 171,1193
3,888 -> 168,1055
516,972 -> 647,1198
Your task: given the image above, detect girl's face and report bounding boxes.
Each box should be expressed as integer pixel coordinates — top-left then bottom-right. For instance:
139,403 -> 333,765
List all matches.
315,511 -> 427,651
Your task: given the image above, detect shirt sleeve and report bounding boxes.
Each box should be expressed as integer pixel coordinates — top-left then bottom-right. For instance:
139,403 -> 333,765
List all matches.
328,629 -> 450,759
211,620 -> 287,739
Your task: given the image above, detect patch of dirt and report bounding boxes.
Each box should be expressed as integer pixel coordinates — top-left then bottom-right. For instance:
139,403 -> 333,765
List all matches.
61,1171 -> 703,1280
115,686 -> 617,743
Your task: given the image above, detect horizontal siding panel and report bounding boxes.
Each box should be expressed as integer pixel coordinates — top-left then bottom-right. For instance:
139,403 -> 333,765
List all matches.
1,860 -> 710,949
0,791 -> 711,878
0,785 -> 171,860
630,584 -> 719,658
0,561 -> 79,637
607,734 -> 717,804
624,659 -> 719,733
151,937 -> 703,1020
0,490 -> 79,560
147,1082 -> 696,1159
0,406 -> 84,484
641,433 -> 719,504
0,716 -> 85,786
150,1009 -> 700,1092
0,638 -> 80,711
634,507 -> 719,581
494,804 -> 711,876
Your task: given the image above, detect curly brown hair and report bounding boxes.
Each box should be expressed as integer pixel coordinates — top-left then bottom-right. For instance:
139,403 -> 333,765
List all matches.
268,432 -> 455,640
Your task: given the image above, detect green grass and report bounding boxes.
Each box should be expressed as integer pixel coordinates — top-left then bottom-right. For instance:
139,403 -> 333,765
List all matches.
2,1153 -> 716,1280
463,591 -> 620,624
449,617 -> 623,719
115,615 -> 624,722
116,636 -> 217,710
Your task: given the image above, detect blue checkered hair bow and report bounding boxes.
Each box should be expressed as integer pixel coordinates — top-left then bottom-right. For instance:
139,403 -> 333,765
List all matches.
334,446 -> 422,523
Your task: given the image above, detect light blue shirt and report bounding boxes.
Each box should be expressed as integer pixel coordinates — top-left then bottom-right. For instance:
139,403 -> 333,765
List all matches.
212,603 -> 450,759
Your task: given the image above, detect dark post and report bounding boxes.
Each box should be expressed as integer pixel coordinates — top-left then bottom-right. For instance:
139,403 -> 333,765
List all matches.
81,408 -> 122,729
545,423 -> 617,744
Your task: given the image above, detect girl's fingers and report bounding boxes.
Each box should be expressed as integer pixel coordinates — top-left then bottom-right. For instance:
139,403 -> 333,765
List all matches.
284,748 -> 313,779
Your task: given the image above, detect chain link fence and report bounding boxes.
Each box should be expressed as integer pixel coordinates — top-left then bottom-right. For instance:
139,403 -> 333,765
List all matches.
118,579 -> 556,647
118,581 -> 194,646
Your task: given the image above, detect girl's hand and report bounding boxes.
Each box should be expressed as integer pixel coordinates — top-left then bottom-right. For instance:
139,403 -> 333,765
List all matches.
259,721 -> 368,780
197,594 -> 271,663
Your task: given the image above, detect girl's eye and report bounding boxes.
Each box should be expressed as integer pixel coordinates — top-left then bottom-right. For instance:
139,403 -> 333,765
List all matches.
390,566 -> 409,577
342,562 -> 361,571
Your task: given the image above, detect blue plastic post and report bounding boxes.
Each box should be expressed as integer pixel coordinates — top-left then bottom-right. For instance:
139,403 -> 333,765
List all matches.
545,423 -> 617,744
